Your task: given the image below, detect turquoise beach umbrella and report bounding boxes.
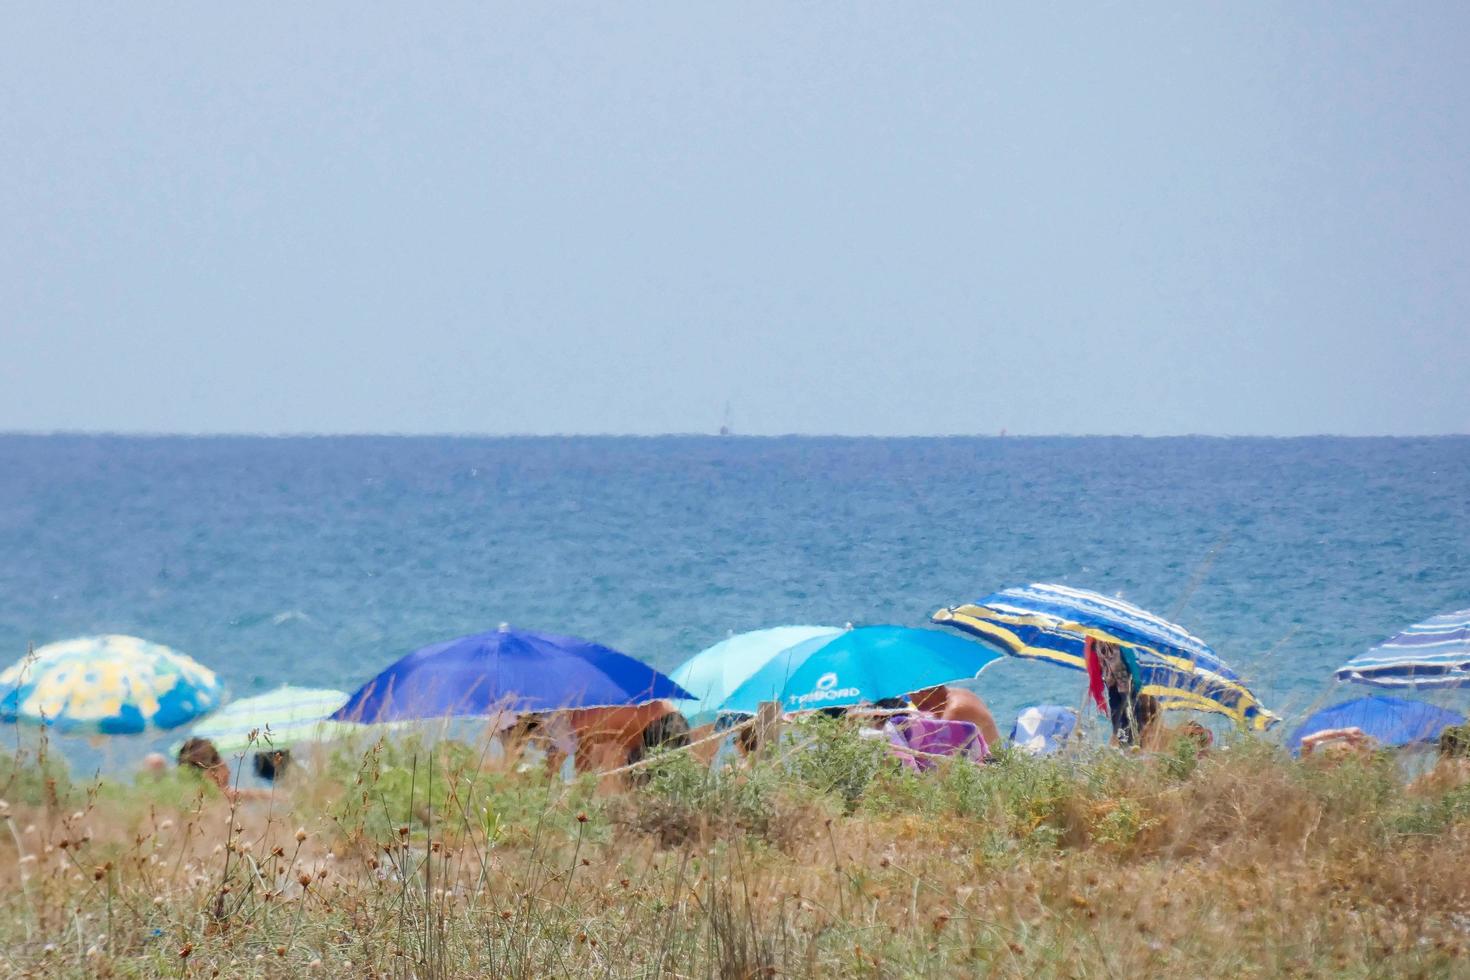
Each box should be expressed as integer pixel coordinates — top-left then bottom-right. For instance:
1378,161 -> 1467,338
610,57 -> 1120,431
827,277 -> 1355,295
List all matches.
718,626 -> 1002,716
177,686 -> 353,755
0,635 -> 223,735
669,626 -> 843,725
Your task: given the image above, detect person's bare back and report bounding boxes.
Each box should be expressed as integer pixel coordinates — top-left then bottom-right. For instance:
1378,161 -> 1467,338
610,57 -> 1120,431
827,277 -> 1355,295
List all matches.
563,700 -> 682,773
908,685 -> 1001,751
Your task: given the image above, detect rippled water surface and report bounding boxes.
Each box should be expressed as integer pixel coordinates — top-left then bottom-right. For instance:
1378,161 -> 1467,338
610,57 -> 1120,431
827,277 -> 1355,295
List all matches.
1,435 -> 1466,762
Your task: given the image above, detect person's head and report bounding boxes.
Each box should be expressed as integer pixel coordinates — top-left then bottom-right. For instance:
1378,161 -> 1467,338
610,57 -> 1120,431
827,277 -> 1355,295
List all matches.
869,697 -> 909,727
177,737 -> 229,790
625,710 -> 691,782
1178,720 -> 1214,751
140,753 -> 168,778
908,686 -> 945,711
252,749 -> 290,781
1439,724 -> 1470,759
504,713 -> 545,752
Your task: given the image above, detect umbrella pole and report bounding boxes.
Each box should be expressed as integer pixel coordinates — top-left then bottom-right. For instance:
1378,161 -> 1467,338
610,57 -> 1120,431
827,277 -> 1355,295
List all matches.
755,701 -> 783,762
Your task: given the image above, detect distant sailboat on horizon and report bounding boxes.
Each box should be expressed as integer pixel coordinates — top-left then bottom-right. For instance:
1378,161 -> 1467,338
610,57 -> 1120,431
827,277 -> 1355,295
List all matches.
719,402 -> 733,436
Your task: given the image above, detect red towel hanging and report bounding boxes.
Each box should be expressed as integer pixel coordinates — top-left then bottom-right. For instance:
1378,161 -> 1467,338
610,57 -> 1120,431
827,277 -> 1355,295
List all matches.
1084,636 -> 1107,712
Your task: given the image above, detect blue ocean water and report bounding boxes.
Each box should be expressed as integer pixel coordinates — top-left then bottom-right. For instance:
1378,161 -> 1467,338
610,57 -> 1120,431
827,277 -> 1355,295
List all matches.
1,435 -> 1466,765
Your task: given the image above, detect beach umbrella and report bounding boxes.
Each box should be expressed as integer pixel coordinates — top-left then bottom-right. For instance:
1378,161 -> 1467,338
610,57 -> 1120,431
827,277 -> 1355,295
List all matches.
717,626 -> 1001,716
331,625 -> 693,724
177,686 -> 352,755
1009,705 -> 1079,756
933,583 -> 1276,730
1288,695 -> 1464,756
1333,608 -> 1470,689
0,635 -> 223,735
669,625 -> 844,725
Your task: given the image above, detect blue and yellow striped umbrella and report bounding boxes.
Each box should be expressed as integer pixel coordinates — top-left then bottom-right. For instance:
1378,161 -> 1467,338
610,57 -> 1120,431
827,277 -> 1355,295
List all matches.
0,635 -> 224,735
933,583 -> 1276,730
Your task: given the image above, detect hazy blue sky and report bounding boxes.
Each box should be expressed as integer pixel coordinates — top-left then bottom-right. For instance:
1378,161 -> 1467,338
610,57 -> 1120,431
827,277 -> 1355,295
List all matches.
2,4 -> 1466,436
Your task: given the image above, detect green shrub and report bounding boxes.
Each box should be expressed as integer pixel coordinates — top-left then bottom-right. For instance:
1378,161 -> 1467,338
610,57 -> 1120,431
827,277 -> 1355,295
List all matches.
621,742 -> 820,848
0,745 -> 73,808
784,715 -> 897,812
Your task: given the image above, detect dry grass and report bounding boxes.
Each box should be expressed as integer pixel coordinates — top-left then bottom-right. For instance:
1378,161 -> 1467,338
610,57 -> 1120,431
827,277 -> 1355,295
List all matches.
1,722 -> 1468,978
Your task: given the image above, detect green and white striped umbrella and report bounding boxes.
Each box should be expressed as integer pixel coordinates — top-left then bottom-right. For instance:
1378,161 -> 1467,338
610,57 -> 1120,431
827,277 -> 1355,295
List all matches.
178,686 -> 353,754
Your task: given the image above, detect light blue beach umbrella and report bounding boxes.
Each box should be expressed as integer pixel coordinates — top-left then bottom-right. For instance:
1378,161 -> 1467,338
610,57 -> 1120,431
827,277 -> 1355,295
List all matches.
669,626 -> 843,725
718,626 -> 1002,716
0,635 -> 223,735
1334,608 -> 1470,689
177,686 -> 352,755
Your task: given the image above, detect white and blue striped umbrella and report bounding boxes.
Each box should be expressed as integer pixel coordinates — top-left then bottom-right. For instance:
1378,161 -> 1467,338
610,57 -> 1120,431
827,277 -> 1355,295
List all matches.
1334,608 -> 1470,689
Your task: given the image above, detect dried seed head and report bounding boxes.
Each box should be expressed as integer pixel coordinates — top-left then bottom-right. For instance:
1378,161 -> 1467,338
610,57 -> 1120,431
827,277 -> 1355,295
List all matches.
296,827 -> 308,843
179,944 -> 194,959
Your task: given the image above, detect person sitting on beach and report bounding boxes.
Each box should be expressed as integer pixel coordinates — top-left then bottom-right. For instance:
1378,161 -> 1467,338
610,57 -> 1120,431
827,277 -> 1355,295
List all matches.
252,748 -> 290,782
622,709 -> 692,783
870,696 -> 911,723
688,712 -> 752,765
177,737 -> 232,792
1299,726 -> 1379,766
501,712 -> 579,777
177,738 -> 274,800
1135,700 -> 1214,754
906,685 -> 1001,752
1409,725 -> 1470,795
549,700 -> 691,777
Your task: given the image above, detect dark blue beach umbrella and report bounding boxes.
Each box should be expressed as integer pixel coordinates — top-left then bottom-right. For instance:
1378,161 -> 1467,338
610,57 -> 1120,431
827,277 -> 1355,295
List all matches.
1288,695 -> 1464,756
332,626 -> 693,724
